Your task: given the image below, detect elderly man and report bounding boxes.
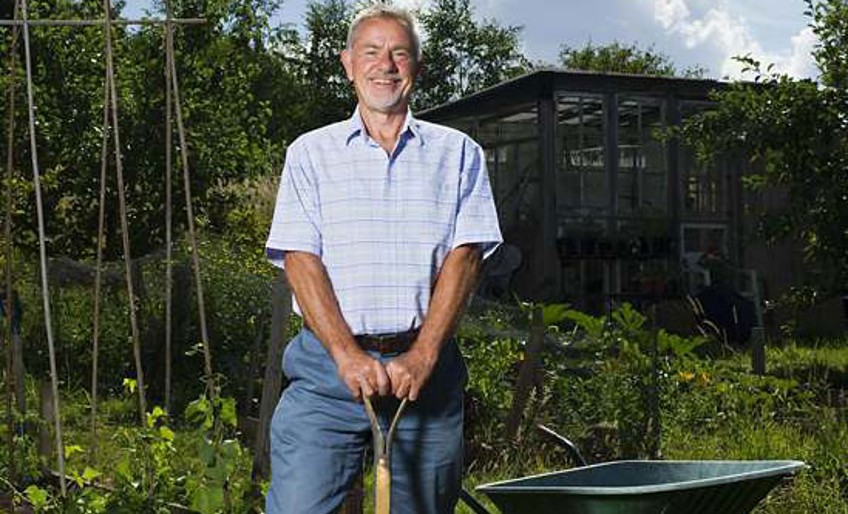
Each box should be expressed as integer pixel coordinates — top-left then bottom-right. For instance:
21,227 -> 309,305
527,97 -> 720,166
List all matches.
264,4 -> 501,513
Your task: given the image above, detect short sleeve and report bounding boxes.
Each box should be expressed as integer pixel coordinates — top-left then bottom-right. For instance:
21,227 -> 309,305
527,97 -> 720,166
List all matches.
452,139 -> 503,259
265,142 -> 322,268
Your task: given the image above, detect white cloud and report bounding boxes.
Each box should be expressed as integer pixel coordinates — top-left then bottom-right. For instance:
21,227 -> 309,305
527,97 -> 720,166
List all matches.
394,0 -> 431,11
655,0 -> 690,31
785,26 -> 818,79
651,0 -> 817,79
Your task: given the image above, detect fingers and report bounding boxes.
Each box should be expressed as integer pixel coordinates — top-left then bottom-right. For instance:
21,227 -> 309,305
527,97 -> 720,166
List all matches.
338,352 -> 390,401
339,349 -> 434,402
397,382 -> 411,400
407,382 -> 421,402
356,374 -> 373,400
392,373 -> 410,400
385,359 -> 414,400
373,361 -> 391,397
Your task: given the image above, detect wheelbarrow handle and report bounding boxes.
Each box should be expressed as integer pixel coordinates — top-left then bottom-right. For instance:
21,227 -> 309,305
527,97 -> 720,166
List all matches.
537,424 -> 588,467
460,488 -> 493,514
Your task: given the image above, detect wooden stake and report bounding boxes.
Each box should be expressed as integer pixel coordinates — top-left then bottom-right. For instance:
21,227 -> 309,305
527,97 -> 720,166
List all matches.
163,15 -> 174,415
90,37 -> 111,447
506,305 -> 545,439
751,326 -> 766,375
4,0 -> 22,487
164,3 -> 214,386
102,0 -> 147,425
20,0 -> 67,493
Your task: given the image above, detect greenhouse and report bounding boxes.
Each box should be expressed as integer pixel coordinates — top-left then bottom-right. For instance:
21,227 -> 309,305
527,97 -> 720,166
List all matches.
421,69 -> 766,317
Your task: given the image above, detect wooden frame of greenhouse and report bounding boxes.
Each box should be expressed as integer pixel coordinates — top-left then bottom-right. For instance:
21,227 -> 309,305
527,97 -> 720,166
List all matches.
421,69 -> 821,331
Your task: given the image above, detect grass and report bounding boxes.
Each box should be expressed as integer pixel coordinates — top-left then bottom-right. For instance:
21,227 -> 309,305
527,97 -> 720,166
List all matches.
455,329 -> 848,514
663,413 -> 847,514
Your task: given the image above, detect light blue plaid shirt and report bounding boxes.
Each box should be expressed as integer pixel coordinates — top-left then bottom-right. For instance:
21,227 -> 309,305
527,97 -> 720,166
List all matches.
266,109 -> 502,335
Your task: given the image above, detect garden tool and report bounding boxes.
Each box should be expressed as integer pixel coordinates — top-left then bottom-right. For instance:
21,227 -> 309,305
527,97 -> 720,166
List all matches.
363,395 -> 408,514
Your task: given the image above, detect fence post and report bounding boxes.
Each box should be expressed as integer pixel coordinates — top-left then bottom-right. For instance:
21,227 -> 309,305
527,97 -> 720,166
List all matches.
506,305 -> 545,439
751,327 -> 766,375
252,270 -> 291,482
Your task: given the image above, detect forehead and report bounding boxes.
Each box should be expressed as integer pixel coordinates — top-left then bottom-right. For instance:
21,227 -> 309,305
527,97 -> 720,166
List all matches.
351,16 -> 414,48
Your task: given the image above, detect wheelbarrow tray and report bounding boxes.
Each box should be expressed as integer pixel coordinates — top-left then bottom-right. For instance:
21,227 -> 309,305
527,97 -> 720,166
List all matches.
477,460 -> 805,514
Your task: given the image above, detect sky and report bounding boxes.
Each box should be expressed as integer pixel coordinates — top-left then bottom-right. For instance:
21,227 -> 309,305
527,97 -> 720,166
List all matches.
121,0 -> 819,80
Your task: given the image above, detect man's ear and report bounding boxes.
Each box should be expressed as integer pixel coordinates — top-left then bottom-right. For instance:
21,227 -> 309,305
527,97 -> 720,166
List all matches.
341,50 -> 354,82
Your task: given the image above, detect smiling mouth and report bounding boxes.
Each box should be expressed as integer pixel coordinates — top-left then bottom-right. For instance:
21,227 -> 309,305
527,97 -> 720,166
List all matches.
369,76 -> 400,85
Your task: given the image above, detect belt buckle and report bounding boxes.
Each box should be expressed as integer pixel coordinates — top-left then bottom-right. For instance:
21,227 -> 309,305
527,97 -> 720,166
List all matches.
372,333 -> 398,353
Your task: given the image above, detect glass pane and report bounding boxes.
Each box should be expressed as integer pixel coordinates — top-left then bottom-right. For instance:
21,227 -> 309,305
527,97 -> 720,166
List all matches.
479,105 -> 539,233
618,97 -> 667,215
680,101 -> 726,217
556,94 -> 606,220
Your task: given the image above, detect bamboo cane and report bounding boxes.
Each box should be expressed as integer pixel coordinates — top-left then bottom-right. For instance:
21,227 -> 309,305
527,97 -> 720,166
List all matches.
19,0 -> 67,493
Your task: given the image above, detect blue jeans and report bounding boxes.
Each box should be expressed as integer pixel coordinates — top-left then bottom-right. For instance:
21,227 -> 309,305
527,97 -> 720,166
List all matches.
266,329 -> 467,514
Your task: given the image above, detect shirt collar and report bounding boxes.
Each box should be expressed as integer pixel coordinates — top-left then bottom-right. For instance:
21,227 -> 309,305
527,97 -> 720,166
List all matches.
345,106 -> 424,147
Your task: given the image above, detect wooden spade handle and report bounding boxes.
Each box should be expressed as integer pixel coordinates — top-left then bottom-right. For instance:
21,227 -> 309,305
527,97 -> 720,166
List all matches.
375,455 -> 391,514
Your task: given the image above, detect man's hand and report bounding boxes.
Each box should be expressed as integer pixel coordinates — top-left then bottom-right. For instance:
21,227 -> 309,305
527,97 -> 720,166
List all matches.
335,347 -> 391,401
384,347 -> 438,401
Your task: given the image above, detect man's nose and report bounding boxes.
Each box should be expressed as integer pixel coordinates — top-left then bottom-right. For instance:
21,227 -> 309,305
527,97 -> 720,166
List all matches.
377,50 -> 398,72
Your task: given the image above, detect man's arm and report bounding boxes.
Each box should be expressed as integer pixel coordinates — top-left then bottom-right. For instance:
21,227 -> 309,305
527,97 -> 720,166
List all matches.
284,251 -> 390,401
385,244 -> 482,401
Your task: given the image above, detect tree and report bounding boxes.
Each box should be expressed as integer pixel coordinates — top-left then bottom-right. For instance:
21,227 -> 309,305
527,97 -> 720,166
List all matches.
679,0 -> 848,293
415,0 -> 529,109
2,0 -> 117,258
0,0 -> 305,259
559,41 -> 705,78
300,0 -> 355,129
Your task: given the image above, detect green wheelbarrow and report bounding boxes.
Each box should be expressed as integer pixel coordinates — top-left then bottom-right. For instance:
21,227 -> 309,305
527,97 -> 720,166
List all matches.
460,426 -> 806,514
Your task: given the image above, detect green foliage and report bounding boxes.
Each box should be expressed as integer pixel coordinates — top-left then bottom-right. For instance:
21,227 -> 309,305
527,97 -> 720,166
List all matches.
206,174 -> 279,261
24,485 -> 50,510
1,0 -> 300,261
6,231 -> 273,410
559,41 -> 706,78
679,0 -> 848,293
458,300 -> 847,511
415,0 -> 530,109
5,305 -> 848,512
460,302 -> 708,466
540,302 -> 569,326
106,399 -> 180,510
3,0 -> 114,259
300,0 -> 356,128
2,379 -> 256,512
183,392 -> 251,514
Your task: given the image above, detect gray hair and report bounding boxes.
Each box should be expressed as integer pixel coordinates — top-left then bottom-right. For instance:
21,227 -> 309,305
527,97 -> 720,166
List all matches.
346,4 -> 422,62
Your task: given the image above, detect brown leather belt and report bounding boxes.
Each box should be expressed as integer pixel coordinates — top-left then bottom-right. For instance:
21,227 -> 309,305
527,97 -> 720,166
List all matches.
303,323 -> 419,354
355,328 -> 419,354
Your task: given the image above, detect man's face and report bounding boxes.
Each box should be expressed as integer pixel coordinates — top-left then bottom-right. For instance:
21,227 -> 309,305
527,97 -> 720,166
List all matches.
341,17 -> 419,115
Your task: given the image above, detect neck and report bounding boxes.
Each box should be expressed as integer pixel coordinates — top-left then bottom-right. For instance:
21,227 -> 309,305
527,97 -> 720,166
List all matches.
359,105 -> 408,153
